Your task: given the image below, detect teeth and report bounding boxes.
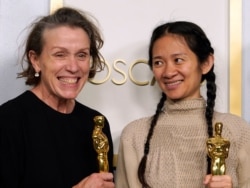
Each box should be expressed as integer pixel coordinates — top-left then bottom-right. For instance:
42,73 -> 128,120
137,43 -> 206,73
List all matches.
60,78 -> 77,84
166,81 -> 181,86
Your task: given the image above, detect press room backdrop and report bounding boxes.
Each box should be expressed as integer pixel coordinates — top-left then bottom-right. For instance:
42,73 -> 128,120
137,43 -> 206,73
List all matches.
0,0 -> 249,153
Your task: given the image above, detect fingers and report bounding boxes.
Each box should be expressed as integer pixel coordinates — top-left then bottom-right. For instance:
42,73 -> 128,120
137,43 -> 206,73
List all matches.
73,172 -> 114,188
204,174 -> 232,188
203,174 -> 212,185
99,172 -> 114,182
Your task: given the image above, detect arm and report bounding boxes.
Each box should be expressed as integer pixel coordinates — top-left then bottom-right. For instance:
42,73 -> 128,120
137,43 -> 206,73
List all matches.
103,117 -> 114,173
238,139 -> 250,187
214,112 -> 250,187
72,116 -> 115,188
115,132 -> 141,188
0,105 -> 24,187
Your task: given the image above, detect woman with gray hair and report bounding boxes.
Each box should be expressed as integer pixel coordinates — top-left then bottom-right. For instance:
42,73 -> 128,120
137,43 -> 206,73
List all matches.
0,7 -> 114,188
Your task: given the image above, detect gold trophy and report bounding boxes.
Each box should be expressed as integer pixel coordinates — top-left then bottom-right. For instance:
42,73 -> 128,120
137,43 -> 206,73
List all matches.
206,122 -> 230,175
92,116 -> 109,172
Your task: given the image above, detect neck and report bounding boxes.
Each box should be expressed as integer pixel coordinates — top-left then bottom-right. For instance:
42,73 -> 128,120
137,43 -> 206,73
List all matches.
30,88 -> 75,114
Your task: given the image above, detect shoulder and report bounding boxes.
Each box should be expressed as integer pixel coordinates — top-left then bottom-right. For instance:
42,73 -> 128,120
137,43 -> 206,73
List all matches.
214,111 -> 250,143
0,91 -> 30,115
74,101 -> 104,117
74,101 -> 110,128
214,111 -> 249,128
121,116 -> 151,141
0,91 -> 31,131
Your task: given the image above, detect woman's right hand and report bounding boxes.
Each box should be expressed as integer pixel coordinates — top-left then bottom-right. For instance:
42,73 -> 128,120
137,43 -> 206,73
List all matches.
203,174 -> 232,188
72,172 -> 115,188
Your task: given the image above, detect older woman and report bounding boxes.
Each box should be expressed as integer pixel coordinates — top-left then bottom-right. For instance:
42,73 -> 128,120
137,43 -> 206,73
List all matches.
0,7 -> 114,188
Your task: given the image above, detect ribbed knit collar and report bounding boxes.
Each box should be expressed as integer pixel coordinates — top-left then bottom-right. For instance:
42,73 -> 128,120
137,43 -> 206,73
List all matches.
162,97 -> 206,114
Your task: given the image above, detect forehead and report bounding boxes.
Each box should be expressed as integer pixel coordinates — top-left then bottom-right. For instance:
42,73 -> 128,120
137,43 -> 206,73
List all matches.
152,34 -> 192,56
41,25 -> 89,44
154,34 -> 187,47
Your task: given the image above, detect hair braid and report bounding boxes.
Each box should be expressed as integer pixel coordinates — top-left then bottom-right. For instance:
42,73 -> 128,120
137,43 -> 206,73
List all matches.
205,68 -> 216,174
138,92 -> 166,188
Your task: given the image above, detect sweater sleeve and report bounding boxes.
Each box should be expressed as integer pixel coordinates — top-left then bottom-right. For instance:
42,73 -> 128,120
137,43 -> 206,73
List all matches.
115,127 -> 142,188
215,112 -> 250,187
103,118 -> 114,174
237,127 -> 250,187
0,103 -> 25,187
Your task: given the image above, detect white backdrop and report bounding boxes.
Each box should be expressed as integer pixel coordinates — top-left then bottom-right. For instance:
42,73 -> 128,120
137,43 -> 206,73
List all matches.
243,0 -> 250,122
0,0 -> 50,103
65,0 -> 229,153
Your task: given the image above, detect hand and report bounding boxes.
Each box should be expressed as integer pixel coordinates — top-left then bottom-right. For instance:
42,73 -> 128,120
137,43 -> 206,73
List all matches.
203,174 -> 232,188
72,172 -> 115,188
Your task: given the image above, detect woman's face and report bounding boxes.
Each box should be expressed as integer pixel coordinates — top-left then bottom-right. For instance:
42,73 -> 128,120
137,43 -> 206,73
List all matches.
152,34 -> 212,101
30,26 -> 91,100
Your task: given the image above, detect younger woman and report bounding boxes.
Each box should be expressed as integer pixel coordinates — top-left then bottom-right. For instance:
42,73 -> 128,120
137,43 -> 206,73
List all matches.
115,21 -> 250,188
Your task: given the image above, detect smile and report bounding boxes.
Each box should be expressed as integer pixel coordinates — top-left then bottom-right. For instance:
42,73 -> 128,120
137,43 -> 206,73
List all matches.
165,80 -> 182,86
59,77 -> 79,84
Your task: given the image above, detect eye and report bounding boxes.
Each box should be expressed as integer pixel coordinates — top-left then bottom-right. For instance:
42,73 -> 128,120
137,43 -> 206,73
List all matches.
152,60 -> 163,67
77,52 -> 90,60
174,58 -> 183,64
54,52 -> 65,57
78,53 -> 85,57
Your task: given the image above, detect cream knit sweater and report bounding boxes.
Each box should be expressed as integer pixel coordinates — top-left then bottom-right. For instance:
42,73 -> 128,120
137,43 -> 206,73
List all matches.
115,98 -> 250,188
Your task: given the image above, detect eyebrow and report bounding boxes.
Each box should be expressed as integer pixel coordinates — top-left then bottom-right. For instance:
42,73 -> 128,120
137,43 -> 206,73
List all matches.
152,55 -> 162,59
172,52 -> 187,56
153,53 -> 187,59
51,46 -> 90,51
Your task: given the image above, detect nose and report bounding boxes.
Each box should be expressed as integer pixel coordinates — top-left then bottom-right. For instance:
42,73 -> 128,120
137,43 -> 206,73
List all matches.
66,56 -> 79,72
162,63 -> 177,78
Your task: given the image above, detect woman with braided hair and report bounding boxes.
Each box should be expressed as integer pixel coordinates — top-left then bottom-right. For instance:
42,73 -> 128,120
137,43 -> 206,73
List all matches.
115,21 -> 250,188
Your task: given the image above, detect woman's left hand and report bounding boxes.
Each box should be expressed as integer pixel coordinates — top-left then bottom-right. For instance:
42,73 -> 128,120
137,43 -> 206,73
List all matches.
203,174 -> 232,188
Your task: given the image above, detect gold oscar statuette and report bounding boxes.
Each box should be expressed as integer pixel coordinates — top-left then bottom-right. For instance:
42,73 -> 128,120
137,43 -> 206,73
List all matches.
206,122 -> 230,175
92,116 -> 109,172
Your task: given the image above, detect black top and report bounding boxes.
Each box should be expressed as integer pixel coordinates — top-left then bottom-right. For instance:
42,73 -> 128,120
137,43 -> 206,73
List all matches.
0,91 -> 114,188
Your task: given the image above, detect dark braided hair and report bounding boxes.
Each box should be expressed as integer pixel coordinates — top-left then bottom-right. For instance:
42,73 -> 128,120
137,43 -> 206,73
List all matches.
138,92 -> 166,188
138,21 -> 216,187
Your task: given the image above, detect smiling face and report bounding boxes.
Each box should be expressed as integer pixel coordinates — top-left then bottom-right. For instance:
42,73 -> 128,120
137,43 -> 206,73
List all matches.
152,34 -> 212,101
29,26 -> 91,102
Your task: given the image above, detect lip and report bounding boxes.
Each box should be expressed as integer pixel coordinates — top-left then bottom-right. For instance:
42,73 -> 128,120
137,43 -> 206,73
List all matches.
58,77 -> 80,84
164,80 -> 182,90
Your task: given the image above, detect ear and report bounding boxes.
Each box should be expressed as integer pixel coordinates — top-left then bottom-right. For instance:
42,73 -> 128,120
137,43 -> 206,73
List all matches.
201,54 -> 214,75
29,50 -> 41,72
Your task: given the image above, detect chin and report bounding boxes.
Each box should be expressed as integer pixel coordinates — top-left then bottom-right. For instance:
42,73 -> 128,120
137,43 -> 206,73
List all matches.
168,94 -> 190,102
166,93 -> 182,101
60,93 -> 78,100
169,98 -> 182,102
